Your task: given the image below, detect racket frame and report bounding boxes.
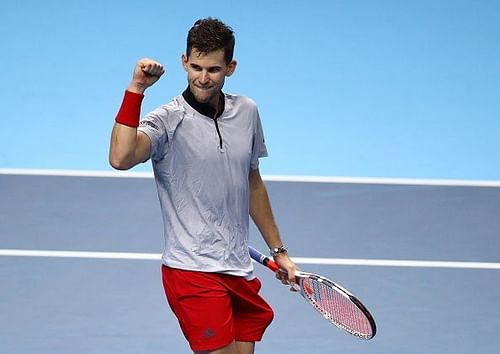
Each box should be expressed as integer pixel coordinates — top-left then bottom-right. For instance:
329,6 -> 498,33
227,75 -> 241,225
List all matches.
248,246 -> 376,340
294,270 -> 376,339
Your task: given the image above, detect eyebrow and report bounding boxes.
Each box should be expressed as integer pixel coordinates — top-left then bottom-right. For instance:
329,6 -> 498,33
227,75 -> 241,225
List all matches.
190,63 -> 222,71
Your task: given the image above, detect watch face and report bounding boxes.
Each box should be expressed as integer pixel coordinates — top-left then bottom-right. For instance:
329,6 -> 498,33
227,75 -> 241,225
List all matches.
271,246 -> 287,256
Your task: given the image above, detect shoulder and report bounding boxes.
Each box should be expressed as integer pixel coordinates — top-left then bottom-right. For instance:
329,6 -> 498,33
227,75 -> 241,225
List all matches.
149,95 -> 185,118
143,95 -> 186,128
140,95 -> 186,135
225,93 -> 258,111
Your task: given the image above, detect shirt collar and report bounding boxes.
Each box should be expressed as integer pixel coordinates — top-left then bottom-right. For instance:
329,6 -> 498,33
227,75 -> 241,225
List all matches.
182,87 -> 225,119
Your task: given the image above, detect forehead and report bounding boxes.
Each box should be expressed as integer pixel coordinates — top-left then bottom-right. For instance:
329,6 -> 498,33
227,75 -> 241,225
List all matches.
187,48 -> 226,67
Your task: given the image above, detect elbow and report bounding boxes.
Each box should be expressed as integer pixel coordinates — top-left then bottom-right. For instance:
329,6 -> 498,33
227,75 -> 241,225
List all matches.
109,155 -> 133,170
109,159 -> 127,171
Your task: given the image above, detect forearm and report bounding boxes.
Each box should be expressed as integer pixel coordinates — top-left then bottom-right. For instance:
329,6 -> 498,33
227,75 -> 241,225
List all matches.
109,88 -> 146,169
109,122 -> 143,170
249,169 -> 297,284
249,171 -> 283,248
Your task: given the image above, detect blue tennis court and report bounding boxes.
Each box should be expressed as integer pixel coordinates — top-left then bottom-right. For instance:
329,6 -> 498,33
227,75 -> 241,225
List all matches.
1,170 -> 499,353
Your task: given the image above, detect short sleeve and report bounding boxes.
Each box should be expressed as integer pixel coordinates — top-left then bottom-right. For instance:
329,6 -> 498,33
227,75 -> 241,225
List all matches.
138,108 -> 168,161
250,106 -> 268,170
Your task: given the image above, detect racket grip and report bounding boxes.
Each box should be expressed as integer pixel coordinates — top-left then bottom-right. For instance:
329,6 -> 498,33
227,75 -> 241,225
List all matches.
249,246 -> 280,272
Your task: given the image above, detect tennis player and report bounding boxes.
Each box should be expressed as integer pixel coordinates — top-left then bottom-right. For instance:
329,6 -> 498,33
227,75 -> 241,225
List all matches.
109,18 -> 297,354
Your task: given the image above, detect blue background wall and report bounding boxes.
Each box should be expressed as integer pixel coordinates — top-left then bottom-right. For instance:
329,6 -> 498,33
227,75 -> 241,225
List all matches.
1,0 -> 499,180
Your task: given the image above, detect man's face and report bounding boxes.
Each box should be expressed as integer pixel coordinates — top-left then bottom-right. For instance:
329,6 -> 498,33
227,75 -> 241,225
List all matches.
182,48 -> 236,108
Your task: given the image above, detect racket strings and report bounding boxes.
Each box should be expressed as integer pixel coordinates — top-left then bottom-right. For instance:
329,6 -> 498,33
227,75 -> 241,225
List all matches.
302,278 -> 374,338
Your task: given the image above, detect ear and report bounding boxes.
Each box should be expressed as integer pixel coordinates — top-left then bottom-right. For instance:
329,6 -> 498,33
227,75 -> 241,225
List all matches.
181,54 -> 189,72
225,60 -> 237,77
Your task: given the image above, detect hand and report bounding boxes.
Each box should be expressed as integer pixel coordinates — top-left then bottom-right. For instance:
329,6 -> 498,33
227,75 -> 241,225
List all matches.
274,253 -> 299,291
127,58 -> 165,94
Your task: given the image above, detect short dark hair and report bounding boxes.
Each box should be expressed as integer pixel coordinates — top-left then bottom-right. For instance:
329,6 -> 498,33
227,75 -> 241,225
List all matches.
186,18 -> 235,64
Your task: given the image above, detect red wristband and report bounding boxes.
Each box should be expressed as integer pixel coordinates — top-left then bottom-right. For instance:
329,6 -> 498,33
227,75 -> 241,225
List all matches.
115,90 -> 144,128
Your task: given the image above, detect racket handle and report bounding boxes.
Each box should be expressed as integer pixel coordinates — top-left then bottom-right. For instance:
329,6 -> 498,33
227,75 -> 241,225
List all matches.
249,246 -> 280,272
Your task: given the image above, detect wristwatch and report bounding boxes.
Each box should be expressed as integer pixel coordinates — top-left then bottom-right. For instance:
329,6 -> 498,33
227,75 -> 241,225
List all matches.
270,245 -> 288,257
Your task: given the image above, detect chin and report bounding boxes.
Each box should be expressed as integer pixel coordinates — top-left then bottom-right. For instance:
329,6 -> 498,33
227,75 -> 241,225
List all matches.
194,92 -> 213,104
195,95 -> 210,104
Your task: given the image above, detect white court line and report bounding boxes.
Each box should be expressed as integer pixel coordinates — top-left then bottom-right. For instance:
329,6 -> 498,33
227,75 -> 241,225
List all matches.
1,249 -> 499,270
1,168 -> 500,187
0,168 -> 153,179
295,257 -> 500,270
0,249 -> 160,260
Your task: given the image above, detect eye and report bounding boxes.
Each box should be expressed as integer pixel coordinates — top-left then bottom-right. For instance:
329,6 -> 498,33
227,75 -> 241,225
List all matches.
190,64 -> 202,71
208,67 -> 222,73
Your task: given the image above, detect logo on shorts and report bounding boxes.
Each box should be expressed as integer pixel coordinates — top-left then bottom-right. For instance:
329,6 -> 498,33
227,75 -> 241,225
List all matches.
203,328 -> 216,339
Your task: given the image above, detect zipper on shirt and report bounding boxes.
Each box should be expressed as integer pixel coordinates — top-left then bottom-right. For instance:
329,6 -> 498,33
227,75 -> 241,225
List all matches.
214,117 -> 223,151
213,92 -> 224,152
181,88 -> 225,152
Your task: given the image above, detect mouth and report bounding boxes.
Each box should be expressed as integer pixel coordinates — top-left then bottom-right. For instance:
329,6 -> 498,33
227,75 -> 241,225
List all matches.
194,84 -> 214,92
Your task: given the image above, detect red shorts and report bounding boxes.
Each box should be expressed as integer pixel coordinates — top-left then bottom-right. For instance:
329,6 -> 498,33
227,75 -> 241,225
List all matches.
161,265 -> 274,352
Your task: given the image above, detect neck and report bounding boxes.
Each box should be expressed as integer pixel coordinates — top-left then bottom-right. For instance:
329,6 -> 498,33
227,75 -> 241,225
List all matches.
182,87 -> 225,119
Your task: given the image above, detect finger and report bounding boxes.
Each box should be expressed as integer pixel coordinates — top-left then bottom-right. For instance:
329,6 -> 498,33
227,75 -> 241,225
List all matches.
156,66 -> 165,77
151,64 -> 164,77
280,265 -> 295,284
287,271 -> 299,292
274,271 -> 287,286
278,270 -> 298,291
142,64 -> 158,77
140,62 -> 165,78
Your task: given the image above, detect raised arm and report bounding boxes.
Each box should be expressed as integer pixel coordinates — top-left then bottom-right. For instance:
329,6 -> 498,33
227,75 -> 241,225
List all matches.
109,58 -> 165,170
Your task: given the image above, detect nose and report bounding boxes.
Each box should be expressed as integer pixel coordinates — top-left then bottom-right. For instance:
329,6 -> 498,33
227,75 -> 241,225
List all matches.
199,70 -> 209,85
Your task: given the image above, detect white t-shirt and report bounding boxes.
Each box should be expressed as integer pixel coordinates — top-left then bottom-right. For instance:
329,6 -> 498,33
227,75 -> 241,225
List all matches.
138,92 -> 268,277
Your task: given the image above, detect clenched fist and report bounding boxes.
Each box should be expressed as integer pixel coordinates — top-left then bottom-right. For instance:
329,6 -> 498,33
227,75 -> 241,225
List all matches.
127,58 -> 165,94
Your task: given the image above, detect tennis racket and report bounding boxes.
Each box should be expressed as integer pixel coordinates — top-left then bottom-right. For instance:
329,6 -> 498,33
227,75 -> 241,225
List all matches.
249,246 -> 376,340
